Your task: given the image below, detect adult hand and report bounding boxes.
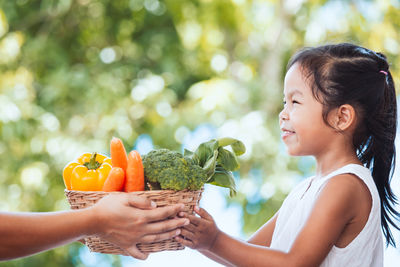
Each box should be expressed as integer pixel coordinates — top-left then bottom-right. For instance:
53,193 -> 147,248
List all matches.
90,193 -> 189,259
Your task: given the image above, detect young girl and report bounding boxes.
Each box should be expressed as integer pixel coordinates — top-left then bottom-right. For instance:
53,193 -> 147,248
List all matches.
175,43 -> 399,266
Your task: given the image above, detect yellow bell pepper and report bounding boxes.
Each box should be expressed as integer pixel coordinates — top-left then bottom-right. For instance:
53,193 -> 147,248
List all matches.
63,152 -> 112,191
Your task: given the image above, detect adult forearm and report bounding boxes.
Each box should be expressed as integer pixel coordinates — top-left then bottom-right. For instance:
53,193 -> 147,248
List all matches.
0,209 -> 94,260
210,232 -> 293,267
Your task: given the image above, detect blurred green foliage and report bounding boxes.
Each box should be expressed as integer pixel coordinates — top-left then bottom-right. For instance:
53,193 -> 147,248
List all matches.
0,0 -> 399,266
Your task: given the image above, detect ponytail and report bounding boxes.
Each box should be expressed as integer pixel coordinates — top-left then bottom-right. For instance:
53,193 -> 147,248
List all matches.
361,70 -> 399,246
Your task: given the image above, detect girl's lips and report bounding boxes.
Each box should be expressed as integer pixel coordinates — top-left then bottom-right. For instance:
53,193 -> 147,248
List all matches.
281,129 -> 295,139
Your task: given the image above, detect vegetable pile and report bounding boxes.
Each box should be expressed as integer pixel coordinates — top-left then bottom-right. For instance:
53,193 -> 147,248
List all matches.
62,137 -> 245,195
143,137 -> 245,196
63,137 -> 144,192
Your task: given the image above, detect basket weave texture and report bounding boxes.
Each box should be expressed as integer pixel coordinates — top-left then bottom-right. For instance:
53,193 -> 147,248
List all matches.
65,189 -> 203,255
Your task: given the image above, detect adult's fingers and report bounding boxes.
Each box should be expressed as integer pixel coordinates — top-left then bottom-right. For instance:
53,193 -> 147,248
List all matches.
142,204 -> 185,222
178,211 -> 187,218
125,245 -> 149,260
140,228 -> 181,243
174,236 -> 194,248
127,194 -> 156,210
144,217 -> 189,234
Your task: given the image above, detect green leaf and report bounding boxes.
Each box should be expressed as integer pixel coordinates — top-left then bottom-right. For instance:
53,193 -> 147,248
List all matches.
217,147 -> 239,171
203,150 -> 218,179
193,137 -> 245,196
184,149 -> 200,165
183,149 -> 194,157
230,140 -> 246,156
217,137 -> 246,156
208,169 -> 237,197
195,139 -> 219,167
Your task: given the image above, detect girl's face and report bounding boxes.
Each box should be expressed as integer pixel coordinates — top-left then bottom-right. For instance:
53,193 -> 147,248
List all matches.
279,63 -> 335,156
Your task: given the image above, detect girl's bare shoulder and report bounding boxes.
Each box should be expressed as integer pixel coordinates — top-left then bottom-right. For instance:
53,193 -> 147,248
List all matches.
321,173 -> 372,216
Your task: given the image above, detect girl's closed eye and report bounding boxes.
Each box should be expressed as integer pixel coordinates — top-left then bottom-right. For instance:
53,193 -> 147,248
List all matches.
283,99 -> 300,105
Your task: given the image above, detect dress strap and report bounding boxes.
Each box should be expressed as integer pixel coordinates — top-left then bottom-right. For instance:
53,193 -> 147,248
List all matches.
315,164 -> 378,205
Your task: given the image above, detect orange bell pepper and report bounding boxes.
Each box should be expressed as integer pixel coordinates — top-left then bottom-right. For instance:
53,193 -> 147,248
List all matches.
63,152 -> 112,191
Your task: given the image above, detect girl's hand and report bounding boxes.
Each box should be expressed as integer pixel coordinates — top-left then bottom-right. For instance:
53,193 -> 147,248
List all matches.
89,193 -> 189,260
175,206 -> 220,251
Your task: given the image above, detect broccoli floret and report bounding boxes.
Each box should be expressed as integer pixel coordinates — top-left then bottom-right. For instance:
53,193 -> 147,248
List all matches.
186,164 -> 208,190
142,149 -> 207,191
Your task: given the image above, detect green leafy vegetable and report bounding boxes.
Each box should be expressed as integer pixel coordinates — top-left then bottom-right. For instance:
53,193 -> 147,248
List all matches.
208,166 -> 237,197
142,137 -> 246,196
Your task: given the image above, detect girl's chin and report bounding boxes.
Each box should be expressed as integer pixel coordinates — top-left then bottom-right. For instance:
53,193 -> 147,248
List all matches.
287,149 -> 311,157
287,150 -> 302,156
284,145 -> 307,156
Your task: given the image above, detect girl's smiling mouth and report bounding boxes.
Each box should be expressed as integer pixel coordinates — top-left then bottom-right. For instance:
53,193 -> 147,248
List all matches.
281,128 -> 295,139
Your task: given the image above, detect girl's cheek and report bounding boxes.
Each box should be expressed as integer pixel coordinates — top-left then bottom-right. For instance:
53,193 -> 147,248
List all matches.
289,111 -> 297,122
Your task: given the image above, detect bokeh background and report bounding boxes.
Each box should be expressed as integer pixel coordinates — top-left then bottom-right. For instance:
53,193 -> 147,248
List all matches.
0,0 -> 399,266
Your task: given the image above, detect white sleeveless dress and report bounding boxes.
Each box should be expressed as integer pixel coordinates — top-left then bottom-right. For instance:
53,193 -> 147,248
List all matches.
269,164 -> 383,266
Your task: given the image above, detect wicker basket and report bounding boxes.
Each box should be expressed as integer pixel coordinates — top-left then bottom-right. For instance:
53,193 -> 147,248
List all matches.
65,189 -> 203,255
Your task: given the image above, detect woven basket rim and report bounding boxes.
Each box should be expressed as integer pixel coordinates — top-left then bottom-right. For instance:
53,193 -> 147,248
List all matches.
64,188 -> 203,193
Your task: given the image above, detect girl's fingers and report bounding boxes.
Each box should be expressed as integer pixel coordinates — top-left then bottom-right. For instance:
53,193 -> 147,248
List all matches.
140,228 -> 181,243
183,222 -> 197,232
195,206 -> 213,220
125,245 -> 149,260
144,218 -> 189,234
187,214 -> 202,226
180,228 -> 196,241
174,236 -> 194,248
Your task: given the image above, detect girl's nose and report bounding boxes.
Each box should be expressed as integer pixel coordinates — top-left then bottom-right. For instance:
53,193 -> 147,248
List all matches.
279,109 -> 289,122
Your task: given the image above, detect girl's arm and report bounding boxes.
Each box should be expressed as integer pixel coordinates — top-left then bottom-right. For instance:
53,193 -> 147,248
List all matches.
0,193 -> 188,261
247,211 -> 279,246
198,250 -> 235,267
193,211 -> 279,266
178,174 -> 363,267
195,212 -> 278,266
177,211 -> 234,266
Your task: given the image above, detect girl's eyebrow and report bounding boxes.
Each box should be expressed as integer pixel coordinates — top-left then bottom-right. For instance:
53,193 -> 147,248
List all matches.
284,89 -> 303,97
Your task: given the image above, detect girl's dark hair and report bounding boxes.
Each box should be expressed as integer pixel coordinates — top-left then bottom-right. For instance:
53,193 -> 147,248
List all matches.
288,43 -> 398,246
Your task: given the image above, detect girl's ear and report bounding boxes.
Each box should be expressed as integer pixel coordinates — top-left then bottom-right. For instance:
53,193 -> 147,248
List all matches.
330,104 -> 356,131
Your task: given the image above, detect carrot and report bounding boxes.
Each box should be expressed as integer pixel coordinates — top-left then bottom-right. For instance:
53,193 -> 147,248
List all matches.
102,167 -> 125,192
125,150 -> 144,192
110,137 -> 128,172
